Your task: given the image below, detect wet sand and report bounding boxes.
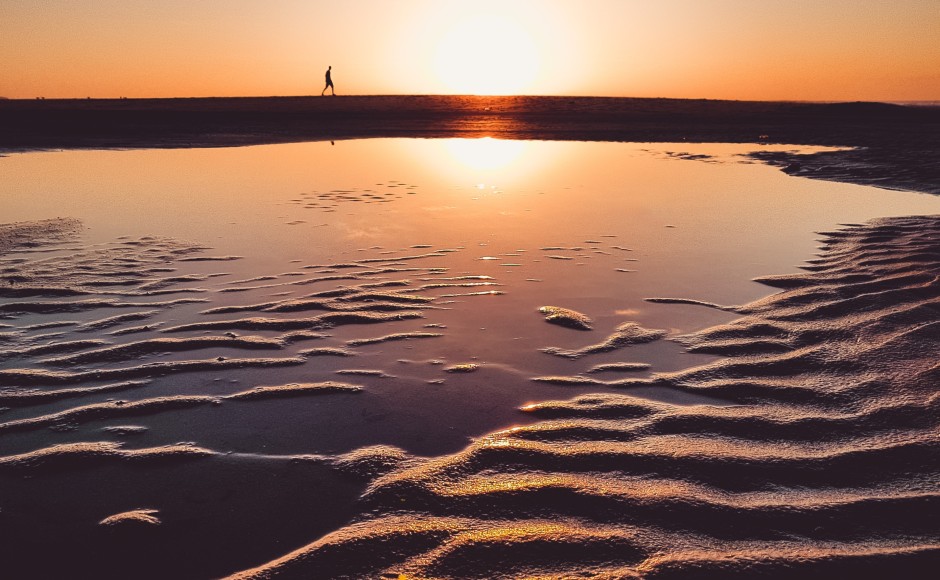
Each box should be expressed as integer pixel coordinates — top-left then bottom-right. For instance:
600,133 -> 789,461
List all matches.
2,95 -> 939,194
5,213 -> 932,577
0,134 -> 938,577
227,215 -> 940,579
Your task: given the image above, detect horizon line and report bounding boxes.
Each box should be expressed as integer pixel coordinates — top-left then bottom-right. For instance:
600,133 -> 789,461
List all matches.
4,94 -> 939,106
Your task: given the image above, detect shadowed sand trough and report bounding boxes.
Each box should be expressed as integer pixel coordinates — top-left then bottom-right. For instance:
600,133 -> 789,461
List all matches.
225,216 -> 940,579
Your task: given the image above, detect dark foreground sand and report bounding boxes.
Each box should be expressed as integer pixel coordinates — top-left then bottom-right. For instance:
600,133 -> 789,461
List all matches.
2,95 -> 939,194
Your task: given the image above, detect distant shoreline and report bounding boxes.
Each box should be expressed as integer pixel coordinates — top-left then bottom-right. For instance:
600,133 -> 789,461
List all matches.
2,95 -> 938,194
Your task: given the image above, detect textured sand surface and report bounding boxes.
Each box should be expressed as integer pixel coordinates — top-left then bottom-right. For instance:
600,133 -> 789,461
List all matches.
226,216 -> 940,579
1,136 -> 938,578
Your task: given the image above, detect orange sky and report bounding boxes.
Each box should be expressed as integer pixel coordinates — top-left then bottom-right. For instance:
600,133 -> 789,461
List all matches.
2,0 -> 938,101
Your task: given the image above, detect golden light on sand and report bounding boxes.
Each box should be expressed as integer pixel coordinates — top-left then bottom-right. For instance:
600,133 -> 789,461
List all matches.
433,16 -> 540,95
445,137 -> 528,170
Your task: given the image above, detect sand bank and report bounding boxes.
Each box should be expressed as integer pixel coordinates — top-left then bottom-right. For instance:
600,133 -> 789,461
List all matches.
2,96 -> 938,194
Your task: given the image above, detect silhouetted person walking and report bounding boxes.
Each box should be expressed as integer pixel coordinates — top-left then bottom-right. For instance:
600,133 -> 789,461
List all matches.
322,66 -> 335,96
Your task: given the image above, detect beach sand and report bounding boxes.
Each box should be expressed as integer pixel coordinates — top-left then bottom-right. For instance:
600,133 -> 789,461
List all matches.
2,95 -> 939,194
4,212 -> 933,578
225,215 -> 940,579
0,106 -> 938,577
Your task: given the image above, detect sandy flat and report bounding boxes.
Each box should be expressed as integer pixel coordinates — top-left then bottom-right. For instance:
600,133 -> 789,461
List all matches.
2,95 -> 938,194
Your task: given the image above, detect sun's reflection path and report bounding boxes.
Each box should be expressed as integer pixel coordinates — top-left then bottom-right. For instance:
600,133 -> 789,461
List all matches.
445,137 -> 528,171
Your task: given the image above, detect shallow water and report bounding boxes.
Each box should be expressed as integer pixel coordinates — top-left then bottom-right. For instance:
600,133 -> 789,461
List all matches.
1,139 -> 939,578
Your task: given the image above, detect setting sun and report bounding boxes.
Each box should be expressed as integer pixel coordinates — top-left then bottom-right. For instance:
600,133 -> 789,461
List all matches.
433,15 -> 540,95
1,1 -> 936,100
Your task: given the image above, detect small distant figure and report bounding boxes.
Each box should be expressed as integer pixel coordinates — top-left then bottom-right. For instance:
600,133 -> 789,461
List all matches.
321,66 -> 335,96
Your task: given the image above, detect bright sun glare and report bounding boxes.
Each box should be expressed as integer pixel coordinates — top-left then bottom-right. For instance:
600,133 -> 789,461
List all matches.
434,16 -> 540,95
445,137 -> 528,170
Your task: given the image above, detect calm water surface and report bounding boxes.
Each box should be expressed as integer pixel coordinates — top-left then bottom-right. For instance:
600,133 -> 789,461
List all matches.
4,139 -> 940,578
2,139 -> 939,457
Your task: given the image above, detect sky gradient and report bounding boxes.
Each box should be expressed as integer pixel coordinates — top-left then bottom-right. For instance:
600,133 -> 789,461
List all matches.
3,0 -> 938,100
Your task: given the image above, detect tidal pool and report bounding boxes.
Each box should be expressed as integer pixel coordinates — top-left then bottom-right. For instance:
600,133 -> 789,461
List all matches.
1,139 -> 938,578
2,138 -> 939,453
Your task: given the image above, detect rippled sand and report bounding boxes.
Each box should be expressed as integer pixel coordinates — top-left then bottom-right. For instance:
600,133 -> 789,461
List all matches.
1,159 -> 938,578
223,216 -> 940,579
0,210 -> 691,576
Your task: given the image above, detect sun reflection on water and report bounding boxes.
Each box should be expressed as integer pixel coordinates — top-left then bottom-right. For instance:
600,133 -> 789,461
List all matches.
445,137 -> 528,171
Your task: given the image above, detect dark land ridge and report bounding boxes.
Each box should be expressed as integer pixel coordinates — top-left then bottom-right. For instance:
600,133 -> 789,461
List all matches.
1,95 -> 938,194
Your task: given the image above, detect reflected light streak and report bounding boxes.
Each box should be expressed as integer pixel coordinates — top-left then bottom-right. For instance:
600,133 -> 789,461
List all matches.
445,138 -> 528,171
